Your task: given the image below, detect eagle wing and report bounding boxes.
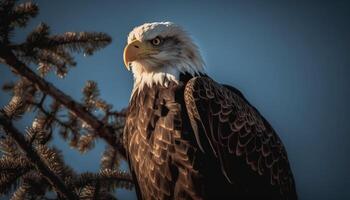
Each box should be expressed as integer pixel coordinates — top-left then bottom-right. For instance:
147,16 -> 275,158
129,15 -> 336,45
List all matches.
184,76 -> 296,196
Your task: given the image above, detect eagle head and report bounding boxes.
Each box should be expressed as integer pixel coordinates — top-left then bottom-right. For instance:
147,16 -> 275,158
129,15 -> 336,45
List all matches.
123,22 -> 205,92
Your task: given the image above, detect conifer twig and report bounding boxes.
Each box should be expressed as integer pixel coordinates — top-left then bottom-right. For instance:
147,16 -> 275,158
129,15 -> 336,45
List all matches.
0,112 -> 78,200
0,49 -> 126,159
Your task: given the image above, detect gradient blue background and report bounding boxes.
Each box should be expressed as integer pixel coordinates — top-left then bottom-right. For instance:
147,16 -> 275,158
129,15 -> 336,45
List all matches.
1,0 -> 349,199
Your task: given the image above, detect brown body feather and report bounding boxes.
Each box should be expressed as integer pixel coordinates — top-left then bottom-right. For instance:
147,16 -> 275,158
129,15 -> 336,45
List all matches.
124,74 -> 297,199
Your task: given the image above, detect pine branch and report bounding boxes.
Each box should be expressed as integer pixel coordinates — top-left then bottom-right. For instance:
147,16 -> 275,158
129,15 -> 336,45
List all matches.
10,172 -> 48,200
0,157 -> 33,194
10,2 -> 39,28
2,95 -> 27,120
0,136 -> 21,158
0,1 -> 39,45
99,169 -> 134,190
73,169 -> 133,191
49,32 -> 111,55
0,112 -> 78,200
1,78 -> 35,120
77,133 -> 96,153
15,28 -> 111,56
0,2 -> 134,198
0,0 -> 16,44
0,49 -> 127,159
79,185 -> 117,200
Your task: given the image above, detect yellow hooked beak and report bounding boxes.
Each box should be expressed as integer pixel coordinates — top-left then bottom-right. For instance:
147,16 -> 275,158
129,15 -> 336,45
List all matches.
123,40 -> 156,70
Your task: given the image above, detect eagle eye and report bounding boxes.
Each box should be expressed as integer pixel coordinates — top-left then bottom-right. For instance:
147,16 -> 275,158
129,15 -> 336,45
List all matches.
151,37 -> 162,46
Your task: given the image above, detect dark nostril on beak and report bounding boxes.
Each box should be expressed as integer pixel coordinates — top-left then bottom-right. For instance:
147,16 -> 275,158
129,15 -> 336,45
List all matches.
134,45 -> 139,48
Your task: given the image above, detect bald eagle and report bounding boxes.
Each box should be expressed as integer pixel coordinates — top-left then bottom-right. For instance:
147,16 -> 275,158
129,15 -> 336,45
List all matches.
122,22 -> 297,200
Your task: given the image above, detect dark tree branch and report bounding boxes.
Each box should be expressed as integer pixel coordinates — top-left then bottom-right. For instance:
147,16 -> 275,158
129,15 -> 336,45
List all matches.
75,170 -> 134,188
0,49 -> 126,159
0,113 -> 78,200
27,100 -> 80,138
0,1 -> 133,198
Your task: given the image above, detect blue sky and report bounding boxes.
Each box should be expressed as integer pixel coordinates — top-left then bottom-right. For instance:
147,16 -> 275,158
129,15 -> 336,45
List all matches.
1,0 -> 350,199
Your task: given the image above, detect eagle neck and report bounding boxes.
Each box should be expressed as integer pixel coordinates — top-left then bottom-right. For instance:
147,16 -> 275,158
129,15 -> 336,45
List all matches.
130,65 -> 206,100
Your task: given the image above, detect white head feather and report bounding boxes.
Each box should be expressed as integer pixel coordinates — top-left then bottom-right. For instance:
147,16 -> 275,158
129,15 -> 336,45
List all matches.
126,22 -> 205,95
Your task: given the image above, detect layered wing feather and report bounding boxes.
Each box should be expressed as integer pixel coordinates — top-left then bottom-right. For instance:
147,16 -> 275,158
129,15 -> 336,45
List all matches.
124,82 -> 203,200
184,76 -> 296,196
